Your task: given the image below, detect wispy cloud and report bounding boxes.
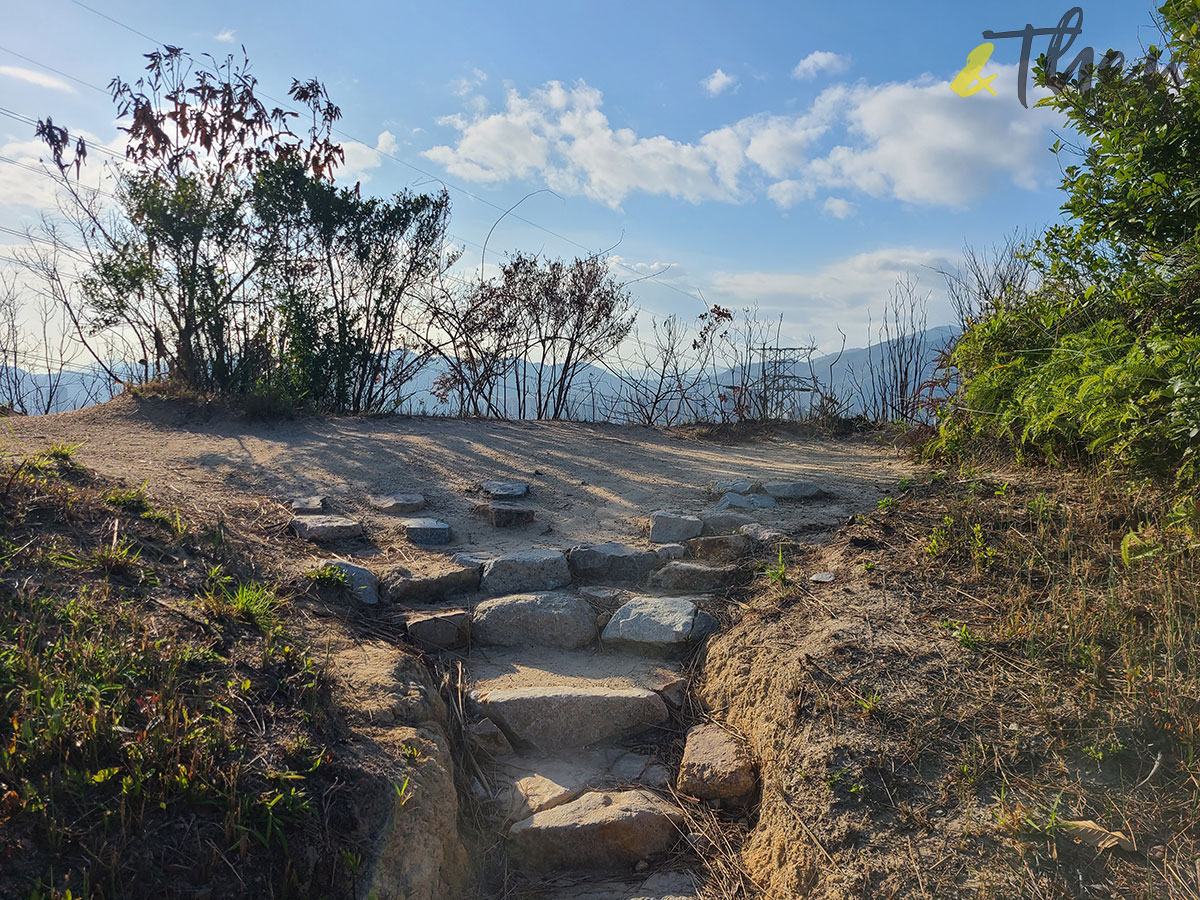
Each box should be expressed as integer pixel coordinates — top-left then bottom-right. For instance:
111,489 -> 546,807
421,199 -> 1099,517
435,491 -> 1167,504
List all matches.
0,65 -> 75,94
822,197 -> 855,219
701,68 -> 738,97
214,28 -> 236,43
791,51 -> 851,80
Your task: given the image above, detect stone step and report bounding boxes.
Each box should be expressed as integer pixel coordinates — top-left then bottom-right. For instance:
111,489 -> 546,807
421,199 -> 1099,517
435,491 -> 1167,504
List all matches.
506,789 -> 686,873
649,561 -> 737,592
481,549 -> 571,594
535,871 -> 699,900
601,596 -> 717,655
472,592 -> 597,650
381,559 -> 481,603
567,542 -> 661,586
473,500 -> 536,527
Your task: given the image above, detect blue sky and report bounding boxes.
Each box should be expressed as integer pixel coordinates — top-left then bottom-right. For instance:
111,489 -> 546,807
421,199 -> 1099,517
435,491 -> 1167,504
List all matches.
0,0 -> 1168,348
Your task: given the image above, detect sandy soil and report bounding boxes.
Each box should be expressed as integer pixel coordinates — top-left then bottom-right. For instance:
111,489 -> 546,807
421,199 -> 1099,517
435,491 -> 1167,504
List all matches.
0,395 -> 911,575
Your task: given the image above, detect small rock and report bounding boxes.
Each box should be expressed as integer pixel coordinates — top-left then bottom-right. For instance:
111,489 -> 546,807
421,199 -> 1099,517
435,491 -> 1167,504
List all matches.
655,543 -> 686,561
676,723 -> 757,802
452,551 -> 491,568
382,562 -> 481,603
406,609 -> 469,650
602,595 -> 717,652
292,515 -> 363,541
568,542 -> 659,584
740,523 -> 787,544
467,718 -> 513,758
472,593 -> 596,649
647,672 -> 689,708
319,559 -> 379,605
762,481 -> 824,500
686,533 -> 752,563
648,512 -> 703,544
578,585 -> 626,604
473,501 -> 535,527
714,492 -> 776,511
481,549 -> 571,595
650,561 -> 737,592
505,789 -> 684,872
699,511 -> 755,535
482,480 -> 529,498
401,517 -> 452,546
809,571 -> 835,583
472,686 -> 668,751
369,492 -> 425,513
291,496 -> 325,514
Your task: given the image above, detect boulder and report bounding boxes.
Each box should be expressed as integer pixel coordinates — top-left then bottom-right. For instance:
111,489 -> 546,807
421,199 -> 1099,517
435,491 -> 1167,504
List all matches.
383,562 -> 481,603
714,492 -> 776,511
482,480 -> 529,498
506,789 -> 684,872
676,723 -> 756,802
699,511 -> 755,535
472,686 -> 668,751
762,481 -> 824,500
473,501 -> 535,527
406,609 -> 469,650
401,517 -> 452,546
481,549 -> 571,595
319,559 -> 379,605
648,512 -> 702,544
568,542 -> 660,584
602,596 -> 718,653
292,515 -> 362,541
685,533 -> 752,563
369,492 -> 425,513
472,593 -> 596,649
650,562 -> 737,592
291,496 -> 325,514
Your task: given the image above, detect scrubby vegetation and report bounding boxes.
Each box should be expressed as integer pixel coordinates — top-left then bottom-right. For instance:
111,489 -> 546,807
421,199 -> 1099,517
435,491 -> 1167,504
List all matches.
0,447 -> 358,898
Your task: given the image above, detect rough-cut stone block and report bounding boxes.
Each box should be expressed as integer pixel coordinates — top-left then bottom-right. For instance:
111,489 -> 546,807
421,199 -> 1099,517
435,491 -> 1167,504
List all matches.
568,542 -> 659,584
655,543 -> 686,561
382,562 -> 480,603
762,481 -> 824,500
481,480 -> 529,498
650,561 -> 737,592
602,596 -> 717,653
369,492 -> 425,513
676,723 -> 757,802
481,549 -> 570,595
699,511 -> 755,535
291,496 -> 325,514
506,789 -> 684,872
401,517 -> 452,546
714,491 -> 776,511
319,559 -> 378,605
292,515 -> 362,541
405,609 -> 469,650
472,686 -> 668,751
472,593 -> 596,649
473,501 -> 535,527
648,512 -> 702,544
740,523 -> 787,544
685,533 -> 752,563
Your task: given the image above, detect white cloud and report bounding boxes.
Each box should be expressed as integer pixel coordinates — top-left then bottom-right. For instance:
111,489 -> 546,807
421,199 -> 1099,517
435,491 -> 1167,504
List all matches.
0,134 -> 123,212
336,130 -> 399,185
214,28 -> 236,43
792,51 -> 850,80
822,197 -> 854,219
701,68 -> 738,97
0,66 -> 75,94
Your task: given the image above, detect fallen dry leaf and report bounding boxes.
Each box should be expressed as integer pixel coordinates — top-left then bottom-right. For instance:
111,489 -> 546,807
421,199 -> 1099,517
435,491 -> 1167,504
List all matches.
1062,819 -> 1136,852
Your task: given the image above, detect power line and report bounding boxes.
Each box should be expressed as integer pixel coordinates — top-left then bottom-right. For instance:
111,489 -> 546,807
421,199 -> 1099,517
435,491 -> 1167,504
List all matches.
59,0 -> 712,310
0,42 -> 109,96
0,155 -> 118,199
0,106 -> 127,162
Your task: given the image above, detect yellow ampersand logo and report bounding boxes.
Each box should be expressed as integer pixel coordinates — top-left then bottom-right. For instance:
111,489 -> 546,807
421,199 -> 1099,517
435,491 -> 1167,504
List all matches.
951,42 -> 999,97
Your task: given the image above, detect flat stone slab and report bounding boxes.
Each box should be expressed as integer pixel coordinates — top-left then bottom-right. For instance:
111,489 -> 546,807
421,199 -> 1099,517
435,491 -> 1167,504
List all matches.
506,789 -> 685,872
650,561 -> 737,592
473,501 -> 535,527
319,559 -> 378,605
369,492 -> 425,513
482,480 -> 529,498
676,723 -> 756,802
472,686 -> 668,751
382,561 -> 480,603
568,542 -> 660,584
762,481 -> 824,500
714,491 -> 776,511
699,511 -> 755,535
648,512 -> 702,544
472,593 -> 596,650
686,533 -> 753,563
401,517 -> 452,546
550,871 -> 699,900
602,596 -> 717,653
405,609 -> 469,650
481,549 -> 571,595
491,751 -> 668,823
291,496 -> 325,514
291,515 -> 362,541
